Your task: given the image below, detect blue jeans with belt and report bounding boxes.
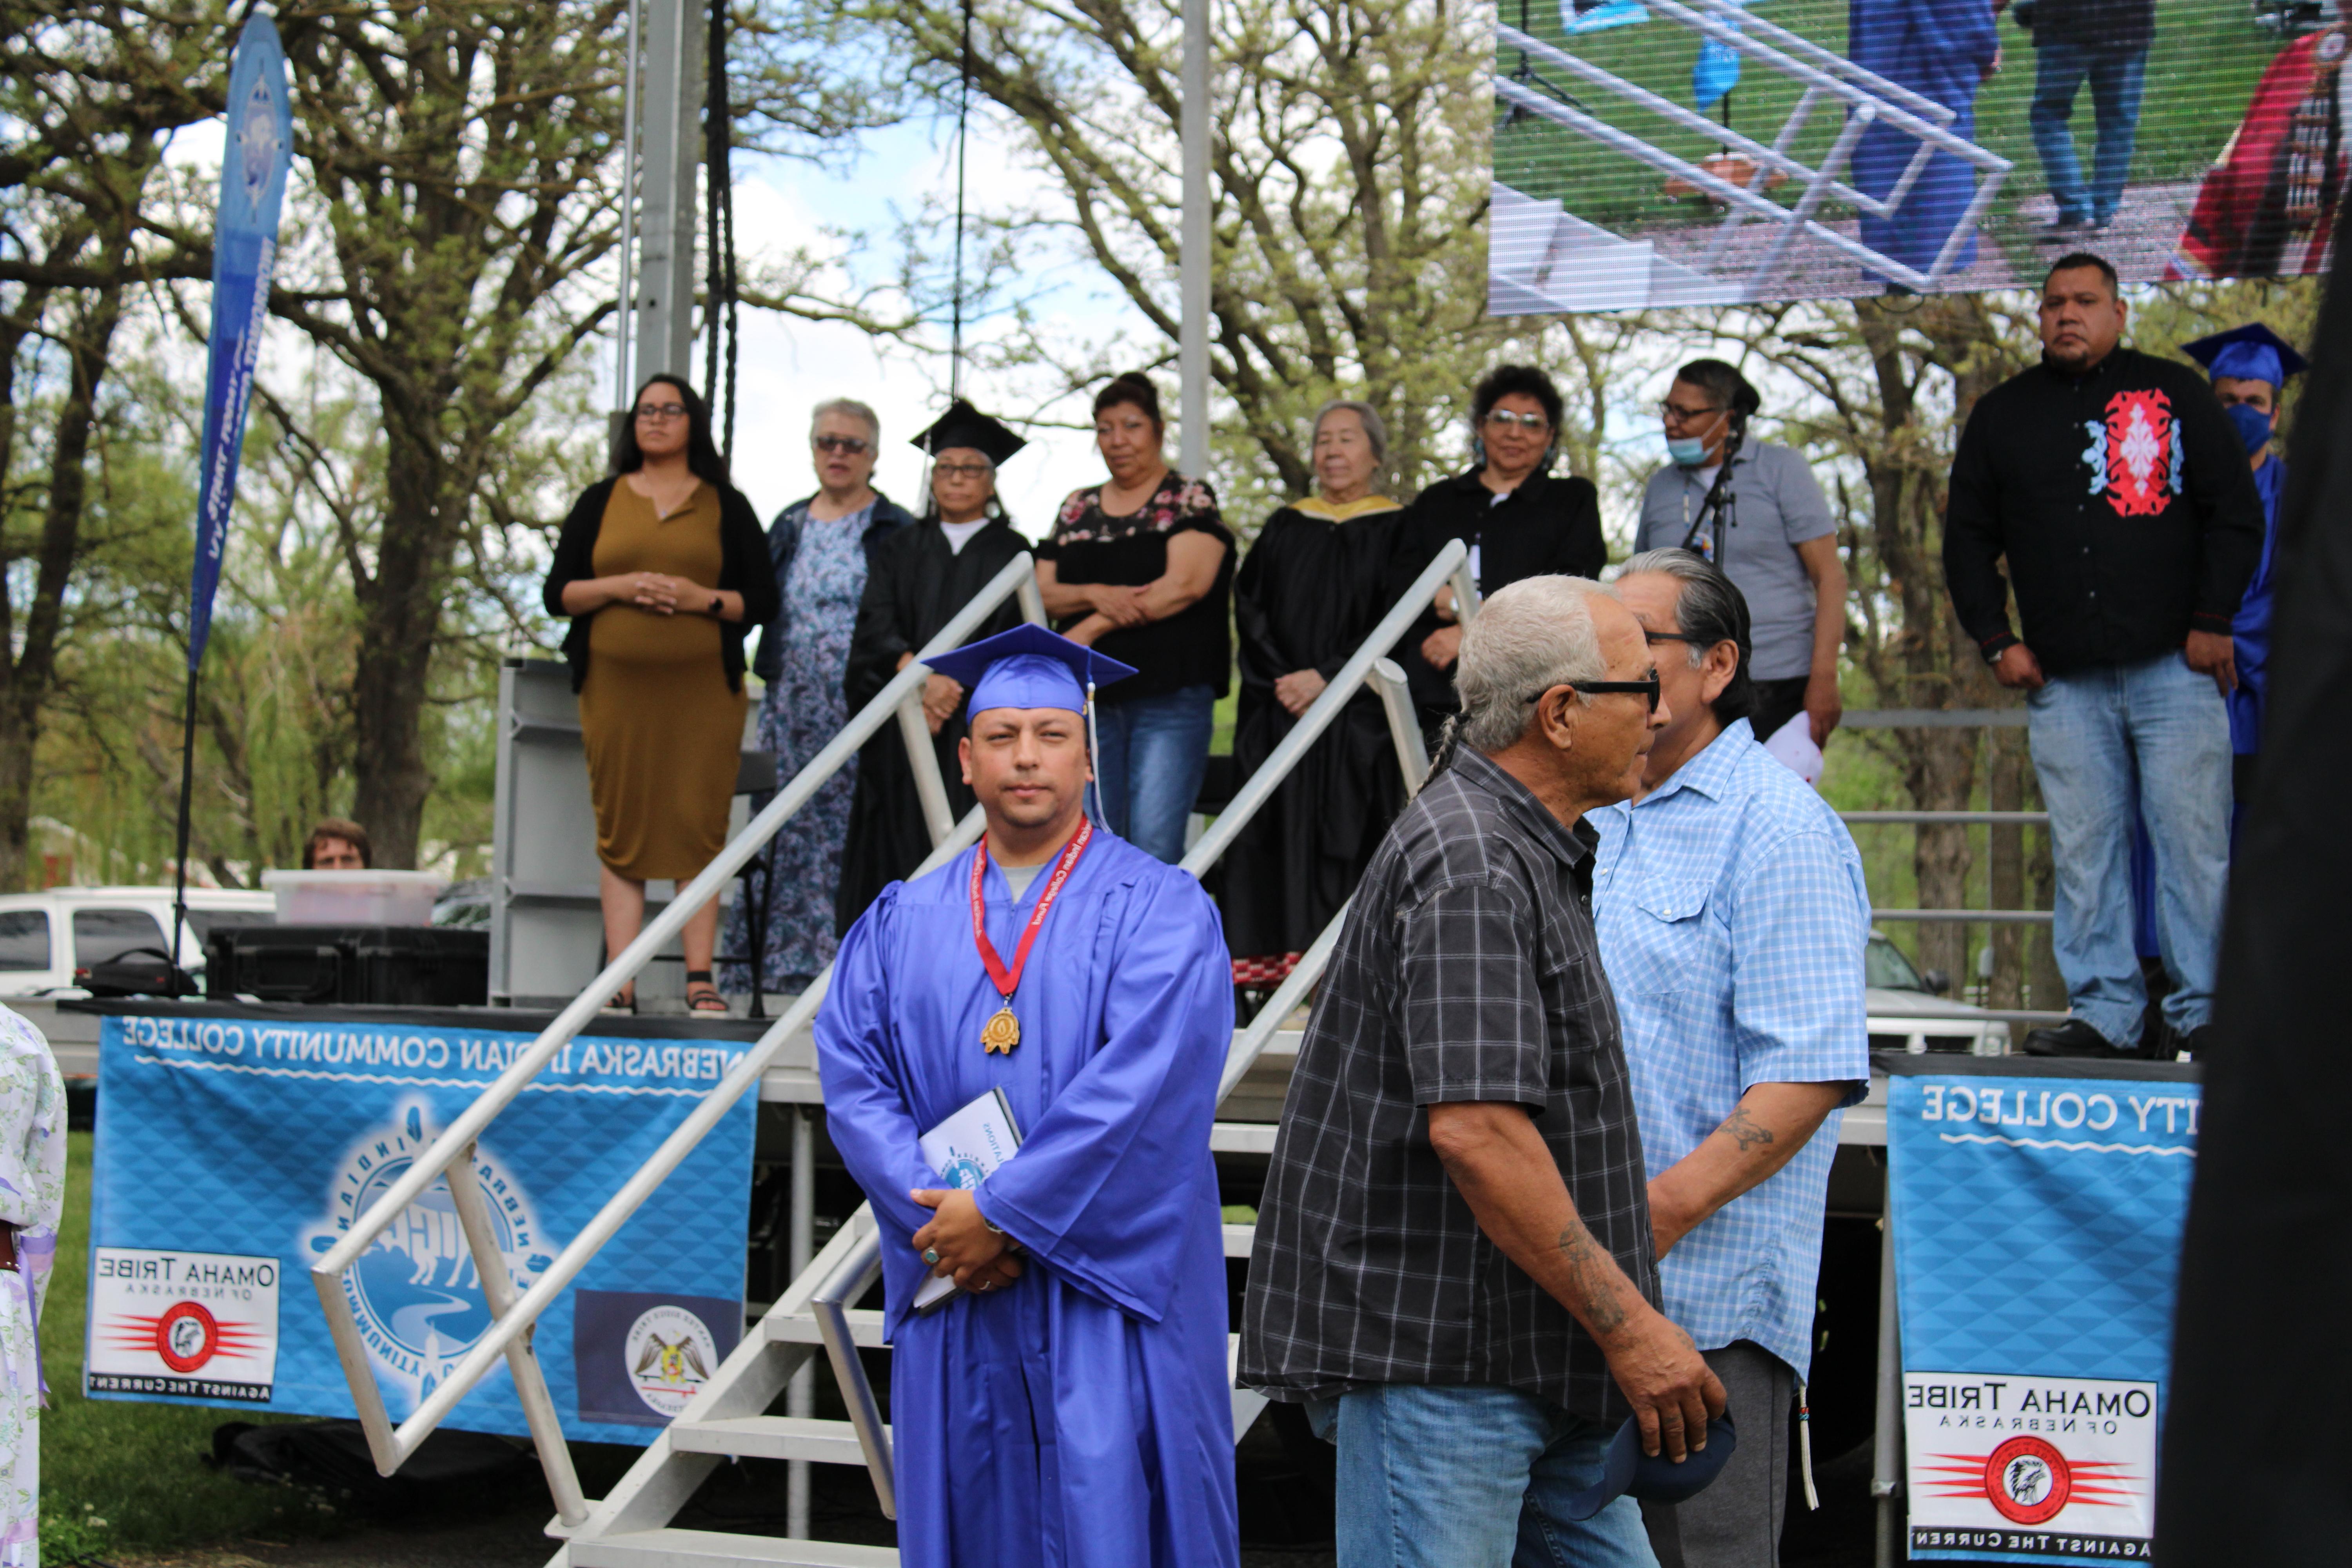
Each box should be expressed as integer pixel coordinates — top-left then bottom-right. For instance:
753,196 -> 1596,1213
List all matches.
1307,1383 -> 1658,1568
2028,40 -> 2149,226
2027,651 -> 2231,1044
1090,684 -> 1214,864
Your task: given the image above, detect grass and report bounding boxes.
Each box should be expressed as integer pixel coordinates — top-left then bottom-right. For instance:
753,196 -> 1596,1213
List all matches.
39,1132 -> 343,1564
1495,0 -> 2283,269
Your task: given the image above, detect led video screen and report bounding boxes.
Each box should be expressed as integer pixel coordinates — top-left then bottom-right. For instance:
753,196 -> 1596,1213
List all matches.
1491,0 -> 2342,313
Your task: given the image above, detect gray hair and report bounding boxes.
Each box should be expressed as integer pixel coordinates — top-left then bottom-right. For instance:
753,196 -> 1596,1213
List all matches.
809,397 -> 880,442
1616,547 -> 1757,725
1310,399 -> 1388,464
1454,575 -> 1609,755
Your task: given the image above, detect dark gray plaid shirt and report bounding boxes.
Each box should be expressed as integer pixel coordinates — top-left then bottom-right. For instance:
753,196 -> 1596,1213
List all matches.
1240,745 -> 1659,1419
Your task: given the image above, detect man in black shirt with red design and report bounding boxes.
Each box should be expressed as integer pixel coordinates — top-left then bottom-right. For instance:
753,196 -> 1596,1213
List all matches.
1943,252 -> 2263,1060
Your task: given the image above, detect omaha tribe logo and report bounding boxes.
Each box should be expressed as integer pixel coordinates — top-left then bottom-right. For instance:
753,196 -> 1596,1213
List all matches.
624,1303 -> 720,1419
303,1101 -> 551,1406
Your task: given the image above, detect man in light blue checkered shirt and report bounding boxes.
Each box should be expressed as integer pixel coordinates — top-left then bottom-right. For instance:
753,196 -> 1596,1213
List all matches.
1593,550 -> 1870,1568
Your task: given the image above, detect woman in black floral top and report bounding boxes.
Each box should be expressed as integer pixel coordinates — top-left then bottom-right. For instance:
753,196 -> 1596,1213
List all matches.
1035,372 -> 1234,862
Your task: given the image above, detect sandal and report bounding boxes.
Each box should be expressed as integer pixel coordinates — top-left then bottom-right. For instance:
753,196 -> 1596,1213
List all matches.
600,985 -> 637,1016
684,970 -> 729,1014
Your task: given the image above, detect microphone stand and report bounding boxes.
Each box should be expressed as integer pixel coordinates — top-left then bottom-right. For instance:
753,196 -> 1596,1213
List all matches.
1679,419 -> 1746,560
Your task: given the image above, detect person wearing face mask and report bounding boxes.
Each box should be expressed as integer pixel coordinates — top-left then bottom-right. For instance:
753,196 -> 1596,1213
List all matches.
1386,365 -> 1605,737
1636,360 -> 1847,754
1222,400 -> 1412,985
2180,323 -> 2303,795
1942,253 -> 2264,1062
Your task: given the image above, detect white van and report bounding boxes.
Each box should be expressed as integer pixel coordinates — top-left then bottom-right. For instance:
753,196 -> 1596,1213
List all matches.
0,886 -> 276,998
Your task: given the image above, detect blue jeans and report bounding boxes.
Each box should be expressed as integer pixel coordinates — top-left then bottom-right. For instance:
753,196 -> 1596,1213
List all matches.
1307,1384 -> 1659,1568
2027,653 -> 2231,1044
1091,684 -> 1214,864
2028,40 -> 2148,225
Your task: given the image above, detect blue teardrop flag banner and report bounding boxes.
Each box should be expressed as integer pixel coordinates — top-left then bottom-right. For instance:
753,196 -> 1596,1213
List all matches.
188,15 -> 294,673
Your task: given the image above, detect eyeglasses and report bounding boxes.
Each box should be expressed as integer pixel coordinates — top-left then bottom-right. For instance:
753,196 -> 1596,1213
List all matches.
933,461 -> 993,479
1526,677 -> 1662,713
814,434 -> 872,454
1657,401 -> 1724,425
635,402 -> 689,422
1483,409 -> 1550,431
1642,630 -> 1695,645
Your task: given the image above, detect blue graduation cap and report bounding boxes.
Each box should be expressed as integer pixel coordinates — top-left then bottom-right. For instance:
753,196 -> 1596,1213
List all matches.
924,622 -> 1136,719
1558,1412 -> 1739,1522
2180,323 -> 2307,389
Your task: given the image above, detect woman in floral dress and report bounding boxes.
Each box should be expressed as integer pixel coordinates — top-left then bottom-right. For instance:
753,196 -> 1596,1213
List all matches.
0,1004 -> 65,1565
726,400 -> 913,995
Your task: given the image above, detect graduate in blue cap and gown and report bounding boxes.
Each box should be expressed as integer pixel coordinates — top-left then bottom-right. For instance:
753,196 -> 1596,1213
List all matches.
814,621 -> 1240,1568
1847,0 -> 2001,283
2128,323 -> 2303,987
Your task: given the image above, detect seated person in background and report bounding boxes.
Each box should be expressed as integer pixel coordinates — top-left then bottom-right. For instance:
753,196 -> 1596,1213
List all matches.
1388,364 -> 1605,737
302,818 -> 372,871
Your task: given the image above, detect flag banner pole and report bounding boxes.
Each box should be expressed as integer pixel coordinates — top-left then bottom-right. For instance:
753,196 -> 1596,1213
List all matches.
176,11 -> 293,965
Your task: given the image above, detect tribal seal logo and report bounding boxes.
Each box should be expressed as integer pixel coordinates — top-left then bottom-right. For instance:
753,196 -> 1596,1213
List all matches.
1984,1436 -> 2071,1525
2081,389 -> 2185,517
939,1154 -> 987,1190
234,75 -> 283,216
303,1100 -> 550,1407
624,1303 -> 717,1418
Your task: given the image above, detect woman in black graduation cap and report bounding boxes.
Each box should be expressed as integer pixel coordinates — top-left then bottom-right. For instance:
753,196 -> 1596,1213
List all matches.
834,401 -> 1033,932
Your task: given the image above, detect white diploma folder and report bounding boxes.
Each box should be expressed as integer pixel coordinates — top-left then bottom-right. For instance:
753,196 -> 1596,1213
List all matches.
913,1086 -> 1024,1312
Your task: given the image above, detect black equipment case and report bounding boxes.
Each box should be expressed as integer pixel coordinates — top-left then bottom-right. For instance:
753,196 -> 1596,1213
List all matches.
205,925 -> 489,1007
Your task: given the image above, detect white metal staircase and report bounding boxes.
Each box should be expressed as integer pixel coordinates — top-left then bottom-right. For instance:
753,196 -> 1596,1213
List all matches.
309,539 -> 1475,1567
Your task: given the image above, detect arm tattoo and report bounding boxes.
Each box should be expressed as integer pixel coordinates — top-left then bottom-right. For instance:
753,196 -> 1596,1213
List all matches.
1719,1103 -> 1775,1154
1555,1218 -> 1631,1336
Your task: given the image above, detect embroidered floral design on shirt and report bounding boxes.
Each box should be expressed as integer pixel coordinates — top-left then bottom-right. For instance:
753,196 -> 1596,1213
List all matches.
2081,390 -> 2185,518
1052,475 -> 1219,546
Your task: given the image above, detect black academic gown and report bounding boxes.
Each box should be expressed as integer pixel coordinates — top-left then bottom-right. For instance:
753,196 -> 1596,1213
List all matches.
835,518 -> 1029,934
1221,500 -> 1411,962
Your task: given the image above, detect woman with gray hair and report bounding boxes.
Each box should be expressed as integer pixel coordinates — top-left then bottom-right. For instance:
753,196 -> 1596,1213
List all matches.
1223,399 -> 1413,985
724,397 -> 915,1000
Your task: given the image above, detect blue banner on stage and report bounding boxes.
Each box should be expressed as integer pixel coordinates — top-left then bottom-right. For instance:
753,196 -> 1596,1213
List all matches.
85,1013 -> 753,1445
1889,1066 -> 2199,1564
190,15 -> 294,671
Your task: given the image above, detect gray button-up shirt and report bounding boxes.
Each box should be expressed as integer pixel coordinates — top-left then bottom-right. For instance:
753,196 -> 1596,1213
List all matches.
1240,746 -> 1658,1420
1636,439 -> 1835,683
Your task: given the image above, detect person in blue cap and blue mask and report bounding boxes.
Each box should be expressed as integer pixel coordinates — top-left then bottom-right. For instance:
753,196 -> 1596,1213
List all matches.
813,621 -> 1240,1568
2181,323 -> 2303,782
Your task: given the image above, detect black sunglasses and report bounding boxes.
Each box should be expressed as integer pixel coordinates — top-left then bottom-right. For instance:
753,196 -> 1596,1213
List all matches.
1526,678 -> 1662,713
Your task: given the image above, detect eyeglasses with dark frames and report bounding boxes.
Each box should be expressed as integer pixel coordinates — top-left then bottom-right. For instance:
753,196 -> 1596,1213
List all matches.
1525,677 -> 1662,714
814,434 -> 872,454
932,461 -> 993,480
1642,630 -> 1696,645
635,402 -> 689,422
1657,401 -> 1724,425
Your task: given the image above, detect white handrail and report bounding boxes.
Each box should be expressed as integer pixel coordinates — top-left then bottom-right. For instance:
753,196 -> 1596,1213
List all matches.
314,552 -> 1039,1483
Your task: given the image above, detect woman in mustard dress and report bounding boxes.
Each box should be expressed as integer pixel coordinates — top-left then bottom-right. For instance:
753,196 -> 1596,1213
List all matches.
543,376 -> 780,1012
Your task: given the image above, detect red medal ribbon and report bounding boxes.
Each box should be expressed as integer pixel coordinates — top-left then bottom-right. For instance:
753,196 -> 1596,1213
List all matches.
970,817 -> 1093,1003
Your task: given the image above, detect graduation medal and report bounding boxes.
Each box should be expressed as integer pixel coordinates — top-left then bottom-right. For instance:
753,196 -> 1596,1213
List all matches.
969,818 -> 1094,1055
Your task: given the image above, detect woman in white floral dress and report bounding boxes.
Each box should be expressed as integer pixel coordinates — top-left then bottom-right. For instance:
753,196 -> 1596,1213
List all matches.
0,1005 -> 64,1565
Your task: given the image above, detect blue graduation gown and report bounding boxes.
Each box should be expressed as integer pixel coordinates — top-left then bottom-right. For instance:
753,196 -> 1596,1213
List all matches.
2228,454 -> 2285,759
1847,0 -> 1998,277
814,829 -> 1240,1568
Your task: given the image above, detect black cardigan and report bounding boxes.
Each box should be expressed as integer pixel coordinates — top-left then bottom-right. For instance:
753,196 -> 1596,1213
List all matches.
541,475 -> 782,693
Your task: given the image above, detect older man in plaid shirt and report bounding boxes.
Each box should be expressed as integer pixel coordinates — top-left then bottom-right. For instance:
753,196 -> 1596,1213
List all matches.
1244,575 -> 1725,1568
1595,551 -> 1870,1568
